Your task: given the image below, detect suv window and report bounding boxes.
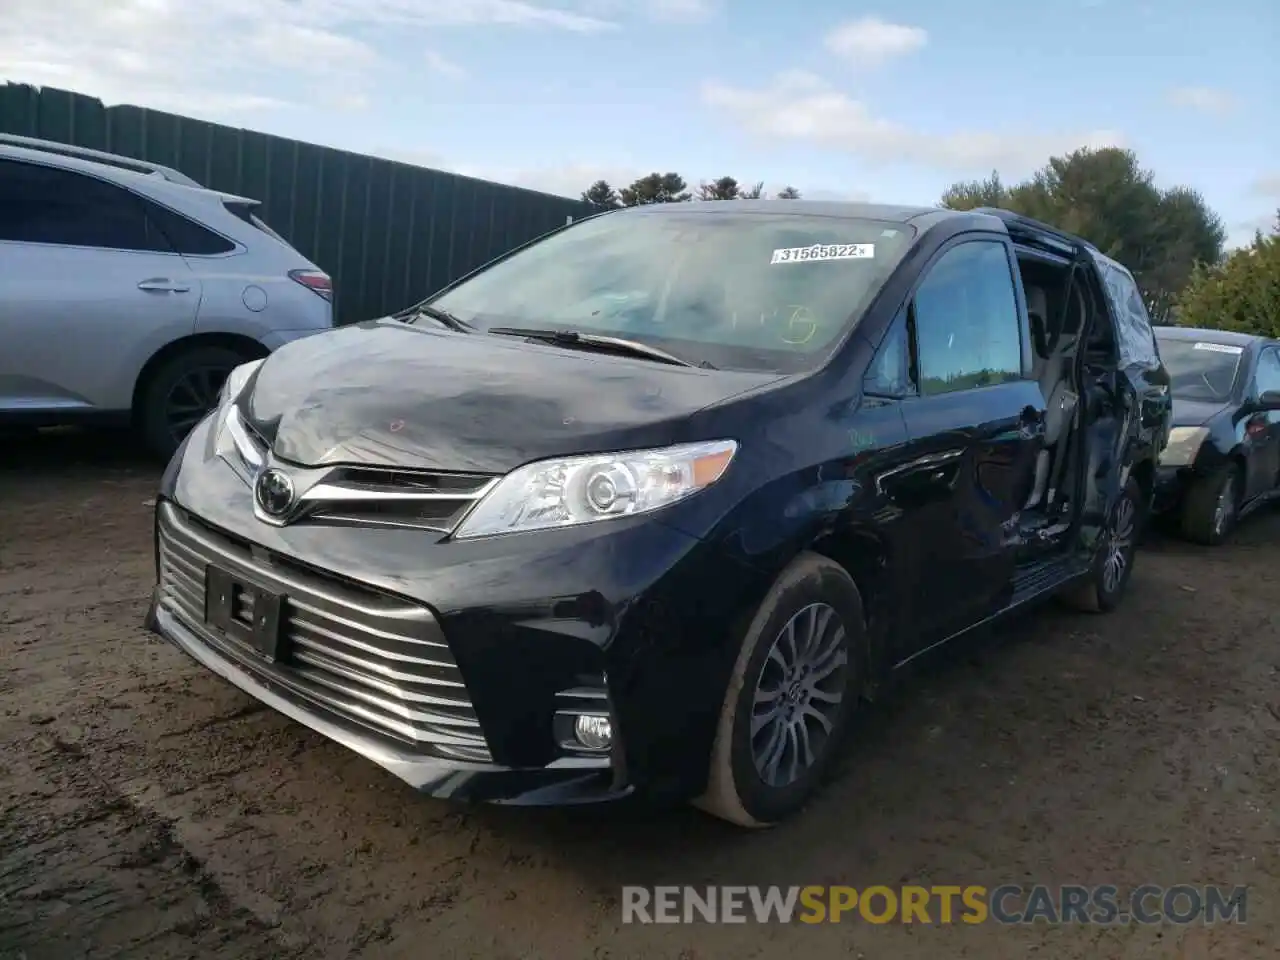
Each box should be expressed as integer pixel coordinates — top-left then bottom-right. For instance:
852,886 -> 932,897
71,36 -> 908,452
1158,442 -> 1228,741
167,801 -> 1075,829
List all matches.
1254,347 -> 1280,396
863,309 -> 913,396
0,159 -> 173,253
145,201 -> 236,256
914,240 -> 1023,395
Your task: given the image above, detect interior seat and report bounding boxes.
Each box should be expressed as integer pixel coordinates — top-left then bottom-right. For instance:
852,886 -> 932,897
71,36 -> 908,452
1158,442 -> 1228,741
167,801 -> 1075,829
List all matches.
1023,284 -> 1080,510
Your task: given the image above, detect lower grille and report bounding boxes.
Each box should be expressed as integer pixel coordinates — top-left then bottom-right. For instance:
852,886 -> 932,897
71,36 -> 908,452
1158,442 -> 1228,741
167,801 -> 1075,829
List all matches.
156,501 -> 490,761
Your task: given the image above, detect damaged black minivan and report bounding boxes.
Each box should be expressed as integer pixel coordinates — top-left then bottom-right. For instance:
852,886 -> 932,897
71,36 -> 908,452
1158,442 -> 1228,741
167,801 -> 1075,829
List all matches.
146,201 -> 1171,827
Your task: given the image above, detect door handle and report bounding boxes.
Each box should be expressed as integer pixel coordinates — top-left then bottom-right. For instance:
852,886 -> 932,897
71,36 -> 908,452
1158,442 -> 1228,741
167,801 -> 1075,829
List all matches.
138,278 -> 191,293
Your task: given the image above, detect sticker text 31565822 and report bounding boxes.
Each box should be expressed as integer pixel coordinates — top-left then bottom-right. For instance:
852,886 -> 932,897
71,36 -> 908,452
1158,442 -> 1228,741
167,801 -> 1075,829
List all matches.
771,244 -> 875,265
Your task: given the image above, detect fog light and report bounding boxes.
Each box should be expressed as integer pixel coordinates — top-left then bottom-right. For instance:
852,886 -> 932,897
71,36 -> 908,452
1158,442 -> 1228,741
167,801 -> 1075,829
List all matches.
574,714 -> 612,750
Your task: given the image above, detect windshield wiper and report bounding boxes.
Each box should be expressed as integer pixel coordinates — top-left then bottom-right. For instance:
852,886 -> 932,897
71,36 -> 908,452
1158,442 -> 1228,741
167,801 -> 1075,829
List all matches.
487,327 -> 710,368
398,304 -> 473,333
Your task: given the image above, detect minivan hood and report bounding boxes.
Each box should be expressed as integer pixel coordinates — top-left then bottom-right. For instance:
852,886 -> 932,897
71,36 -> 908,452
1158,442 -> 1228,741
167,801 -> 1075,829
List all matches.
241,320 -> 784,473
1171,396 -> 1229,428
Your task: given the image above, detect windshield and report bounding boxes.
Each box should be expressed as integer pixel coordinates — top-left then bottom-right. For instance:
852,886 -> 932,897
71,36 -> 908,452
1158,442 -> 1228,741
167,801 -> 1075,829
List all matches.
424,210 -> 916,372
1156,337 -> 1244,402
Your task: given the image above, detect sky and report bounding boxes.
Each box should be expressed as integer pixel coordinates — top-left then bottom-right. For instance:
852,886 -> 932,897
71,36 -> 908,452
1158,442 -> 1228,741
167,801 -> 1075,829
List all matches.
2,0 -> 1277,248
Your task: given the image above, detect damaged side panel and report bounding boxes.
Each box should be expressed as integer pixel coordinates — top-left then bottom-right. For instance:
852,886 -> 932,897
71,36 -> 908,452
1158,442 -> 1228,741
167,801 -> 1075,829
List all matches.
1077,251 -> 1171,548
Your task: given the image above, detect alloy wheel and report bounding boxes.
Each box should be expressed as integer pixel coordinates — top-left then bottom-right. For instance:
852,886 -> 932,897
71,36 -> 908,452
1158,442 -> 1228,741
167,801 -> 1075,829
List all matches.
749,602 -> 848,788
163,365 -> 231,443
1101,495 -> 1136,594
1212,474 -> 1236,537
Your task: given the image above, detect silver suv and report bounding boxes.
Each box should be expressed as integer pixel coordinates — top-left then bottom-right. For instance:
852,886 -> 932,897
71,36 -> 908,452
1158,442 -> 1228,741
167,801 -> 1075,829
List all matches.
0,134 -> 334,458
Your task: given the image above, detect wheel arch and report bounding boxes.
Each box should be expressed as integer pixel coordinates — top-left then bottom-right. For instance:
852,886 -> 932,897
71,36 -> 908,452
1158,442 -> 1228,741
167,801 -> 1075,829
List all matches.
130,332 -> 267,424
804,525 -> 894,699
1130,456 -> 1156,512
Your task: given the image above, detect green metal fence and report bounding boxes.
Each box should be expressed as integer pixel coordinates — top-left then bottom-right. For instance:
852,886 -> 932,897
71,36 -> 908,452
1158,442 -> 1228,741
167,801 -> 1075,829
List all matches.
0,83 -> 594,324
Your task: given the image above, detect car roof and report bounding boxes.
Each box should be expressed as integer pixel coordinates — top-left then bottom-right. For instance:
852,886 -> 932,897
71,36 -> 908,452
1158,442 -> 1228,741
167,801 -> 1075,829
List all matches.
608,198 -> 935,221
0,142 -> 259,207
1154,326 -> 1267,348
602,200 -> 1111,246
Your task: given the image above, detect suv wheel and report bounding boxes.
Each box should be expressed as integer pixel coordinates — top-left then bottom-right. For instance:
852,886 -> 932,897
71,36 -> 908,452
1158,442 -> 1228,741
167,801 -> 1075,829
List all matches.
1180,462 -> 1240,546
694,553 -> 864,828
137,346 -> 250,461
1061,476 -> 1142,613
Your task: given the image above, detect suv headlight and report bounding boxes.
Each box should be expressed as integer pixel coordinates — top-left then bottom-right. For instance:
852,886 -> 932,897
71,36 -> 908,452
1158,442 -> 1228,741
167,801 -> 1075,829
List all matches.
453,439 -> 737,540
1160,426 -> 1209,467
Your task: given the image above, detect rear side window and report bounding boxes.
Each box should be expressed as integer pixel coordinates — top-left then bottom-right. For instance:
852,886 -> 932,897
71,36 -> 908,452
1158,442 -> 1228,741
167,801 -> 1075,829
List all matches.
1093,253 -> 1159,369
143,200 -> 236,256
0,159 -> 165,251
224,201 -> 290,246
913,240 -> 1023,395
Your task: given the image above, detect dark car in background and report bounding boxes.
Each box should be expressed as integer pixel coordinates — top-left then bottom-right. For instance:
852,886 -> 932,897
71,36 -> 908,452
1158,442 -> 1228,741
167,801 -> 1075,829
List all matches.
1153,326 -> 1280,544
146,201 -> 1170,828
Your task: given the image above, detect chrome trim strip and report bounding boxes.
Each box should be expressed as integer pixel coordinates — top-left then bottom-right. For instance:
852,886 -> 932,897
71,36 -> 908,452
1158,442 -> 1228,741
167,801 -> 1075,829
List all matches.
302,477 -> 499,503
157,502 -> 490,756
152,605 -> 611,794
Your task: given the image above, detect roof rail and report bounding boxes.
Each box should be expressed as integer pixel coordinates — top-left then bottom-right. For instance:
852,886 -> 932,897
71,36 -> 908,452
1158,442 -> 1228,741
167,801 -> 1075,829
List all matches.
0,133 -> 202,187
971,206 -> 1099,254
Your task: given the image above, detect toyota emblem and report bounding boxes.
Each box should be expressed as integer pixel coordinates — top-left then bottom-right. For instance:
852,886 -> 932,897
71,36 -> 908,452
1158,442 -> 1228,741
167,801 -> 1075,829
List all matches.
255,468 -> 296,518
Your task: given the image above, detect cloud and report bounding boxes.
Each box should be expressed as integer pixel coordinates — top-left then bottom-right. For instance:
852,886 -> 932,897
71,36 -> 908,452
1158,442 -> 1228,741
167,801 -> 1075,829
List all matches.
643,0 -> 718,21
701,71 -> 1124,175
582,0 -> 718,22
824,17 -> 927,67
423,50 -> 467,79
0,0 -> 616,121
1166,86 -> 1238,116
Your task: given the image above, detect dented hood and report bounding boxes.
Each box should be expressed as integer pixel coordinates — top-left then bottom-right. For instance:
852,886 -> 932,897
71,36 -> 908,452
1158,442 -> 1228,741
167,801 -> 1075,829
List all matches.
240,320 -> 782,473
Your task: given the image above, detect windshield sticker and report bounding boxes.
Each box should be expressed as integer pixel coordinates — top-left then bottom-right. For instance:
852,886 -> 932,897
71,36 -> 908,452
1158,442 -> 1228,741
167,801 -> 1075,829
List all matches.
1193,342 -> 1244,355
771,243 -> 874,264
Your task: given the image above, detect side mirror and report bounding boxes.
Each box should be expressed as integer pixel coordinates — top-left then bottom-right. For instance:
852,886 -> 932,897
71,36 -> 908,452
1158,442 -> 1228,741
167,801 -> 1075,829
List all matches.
1259,390 -> 1280,410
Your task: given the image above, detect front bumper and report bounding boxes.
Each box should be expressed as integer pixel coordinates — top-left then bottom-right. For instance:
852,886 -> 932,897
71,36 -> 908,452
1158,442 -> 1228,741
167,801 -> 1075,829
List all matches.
146,595 -> 622,804
146,418 -> 769,806
1153,465 -> 1190,514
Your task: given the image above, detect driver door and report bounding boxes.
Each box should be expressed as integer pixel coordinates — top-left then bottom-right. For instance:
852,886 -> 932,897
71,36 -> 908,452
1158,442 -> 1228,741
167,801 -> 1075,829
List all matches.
890,237 -> 1045,649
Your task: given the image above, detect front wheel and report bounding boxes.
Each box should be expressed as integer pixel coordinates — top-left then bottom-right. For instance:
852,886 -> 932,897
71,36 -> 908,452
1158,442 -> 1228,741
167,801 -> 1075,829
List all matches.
694,553 -> 865,828
1180,462 -> 1240,546
1060,477 -> 1142,613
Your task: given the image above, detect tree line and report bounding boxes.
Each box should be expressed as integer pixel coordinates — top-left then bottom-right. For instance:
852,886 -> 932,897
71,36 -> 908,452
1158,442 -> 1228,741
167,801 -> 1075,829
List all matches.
581,174 -> 801,209
580,148 -> 1278,337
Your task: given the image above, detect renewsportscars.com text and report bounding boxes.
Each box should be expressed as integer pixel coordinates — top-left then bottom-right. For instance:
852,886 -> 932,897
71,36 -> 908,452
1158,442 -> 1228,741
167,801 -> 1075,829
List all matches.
621,884 -> 1248,925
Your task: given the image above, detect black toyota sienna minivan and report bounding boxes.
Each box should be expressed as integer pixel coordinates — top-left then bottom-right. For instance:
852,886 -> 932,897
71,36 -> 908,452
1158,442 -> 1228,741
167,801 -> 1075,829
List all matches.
146,201 -> 1172,827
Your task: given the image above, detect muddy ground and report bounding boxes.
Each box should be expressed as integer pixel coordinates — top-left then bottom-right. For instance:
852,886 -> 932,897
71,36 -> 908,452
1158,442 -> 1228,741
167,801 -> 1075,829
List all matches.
1,428 -> 1276,959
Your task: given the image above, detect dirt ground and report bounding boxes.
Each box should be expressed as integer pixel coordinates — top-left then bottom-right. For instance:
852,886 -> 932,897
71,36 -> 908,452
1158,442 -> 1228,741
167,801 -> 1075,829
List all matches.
1,429 -> 1276,960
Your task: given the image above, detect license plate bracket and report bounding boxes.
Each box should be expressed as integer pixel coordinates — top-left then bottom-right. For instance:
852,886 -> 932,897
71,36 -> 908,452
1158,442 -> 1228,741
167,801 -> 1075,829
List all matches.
205,565 -> 286,662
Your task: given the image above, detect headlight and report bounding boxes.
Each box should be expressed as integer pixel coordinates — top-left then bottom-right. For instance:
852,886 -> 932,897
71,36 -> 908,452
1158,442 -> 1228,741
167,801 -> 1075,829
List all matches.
1160,426 -> 1208,467
213,359 -> 265,475
453,439 -> 737,540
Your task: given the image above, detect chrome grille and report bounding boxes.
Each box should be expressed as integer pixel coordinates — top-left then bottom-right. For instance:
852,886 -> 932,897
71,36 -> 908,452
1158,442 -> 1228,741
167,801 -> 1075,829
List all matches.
220,407 -> 497,533
156,501 -> 490,761
302,466 -> 495,532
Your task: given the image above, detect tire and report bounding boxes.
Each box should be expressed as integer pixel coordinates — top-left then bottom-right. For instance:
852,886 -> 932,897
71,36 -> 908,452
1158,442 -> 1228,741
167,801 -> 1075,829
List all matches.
1179,462 -> 1240,546
1060,476 -> 1143,613
137,346 -> 251,461
694,552 -> 865,828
